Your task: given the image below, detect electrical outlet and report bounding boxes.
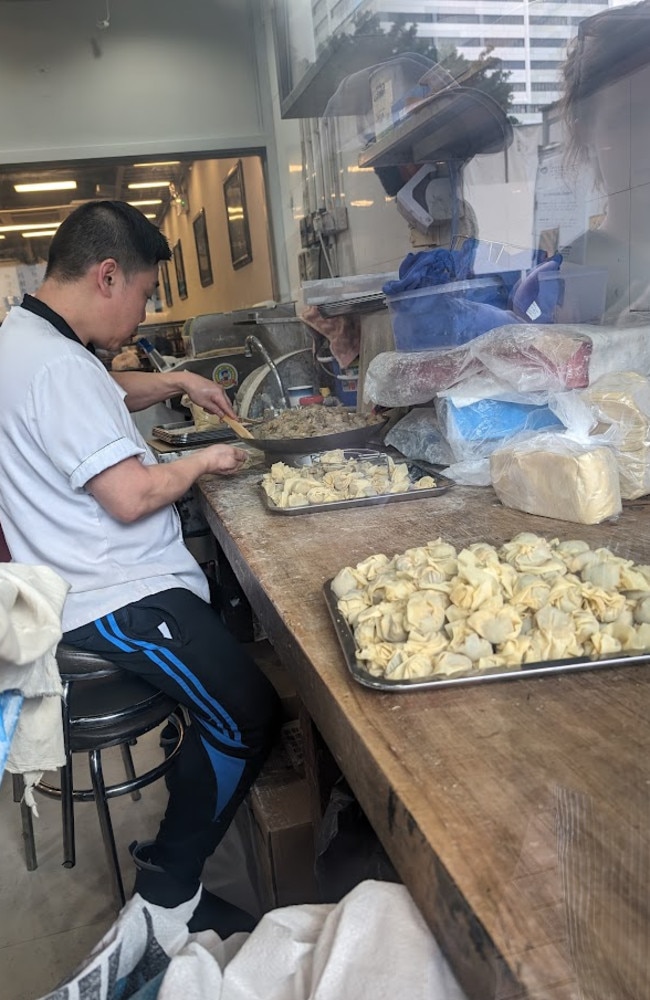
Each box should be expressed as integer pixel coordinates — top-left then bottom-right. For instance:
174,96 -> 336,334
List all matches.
320,207 -> 349,235
332,206 -> 348,232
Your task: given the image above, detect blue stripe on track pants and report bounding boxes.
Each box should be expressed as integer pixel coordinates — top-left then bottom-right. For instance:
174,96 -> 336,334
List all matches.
63,587 -> 281,884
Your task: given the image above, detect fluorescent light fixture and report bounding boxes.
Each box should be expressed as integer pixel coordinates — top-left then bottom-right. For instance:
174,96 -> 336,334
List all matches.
127,181 -> 172,190
22,230 -> 58,238
350,199 -> 374,207
132,161 -> 180,167
346,165 -> 373,173
14,181 -> 77,193
288,164 -> 303,173
144,214 -> 156,220
0,204 -> 75,214
0,235 -> 5,240
0,222 -> 60,232
127,199 -> 162,207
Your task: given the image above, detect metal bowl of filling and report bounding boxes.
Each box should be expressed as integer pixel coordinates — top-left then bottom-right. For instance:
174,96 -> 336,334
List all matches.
231,405 -> 388,457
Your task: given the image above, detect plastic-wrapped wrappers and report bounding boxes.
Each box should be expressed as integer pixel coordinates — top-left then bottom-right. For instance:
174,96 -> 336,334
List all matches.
364,323 -> 593,408
580,371 -> 650,499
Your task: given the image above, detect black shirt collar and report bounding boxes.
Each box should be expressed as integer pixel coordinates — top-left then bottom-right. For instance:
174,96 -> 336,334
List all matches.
20,293 -> 95,354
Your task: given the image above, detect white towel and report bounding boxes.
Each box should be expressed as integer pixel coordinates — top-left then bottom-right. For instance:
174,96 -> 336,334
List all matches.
0,563 -> 70,807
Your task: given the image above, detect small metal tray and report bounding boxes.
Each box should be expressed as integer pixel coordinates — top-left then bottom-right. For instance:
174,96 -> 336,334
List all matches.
152,421 -> 236,446
260,450 -> 453,515
323,583 -> 650,692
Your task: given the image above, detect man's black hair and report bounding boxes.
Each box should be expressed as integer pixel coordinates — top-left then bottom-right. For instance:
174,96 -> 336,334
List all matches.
46,200 -> 171,281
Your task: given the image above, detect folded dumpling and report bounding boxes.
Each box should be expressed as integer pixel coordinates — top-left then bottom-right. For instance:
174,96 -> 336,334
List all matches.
468,606 -> 522,645
405,590 -> 447,637
433,651 -> 473,677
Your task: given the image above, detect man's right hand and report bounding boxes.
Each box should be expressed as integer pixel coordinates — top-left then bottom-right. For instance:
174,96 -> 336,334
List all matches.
88,446 -> 248,524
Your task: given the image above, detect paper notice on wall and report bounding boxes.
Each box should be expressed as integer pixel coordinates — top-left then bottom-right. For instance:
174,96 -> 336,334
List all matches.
534,146 -> 603,254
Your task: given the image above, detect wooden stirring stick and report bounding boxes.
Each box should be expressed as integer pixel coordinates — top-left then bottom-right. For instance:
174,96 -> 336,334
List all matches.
222,415 -> 255,439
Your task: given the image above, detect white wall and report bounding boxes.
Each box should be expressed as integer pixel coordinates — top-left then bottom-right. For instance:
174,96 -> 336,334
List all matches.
152,156 -> 275,323
0,0 -> 265,163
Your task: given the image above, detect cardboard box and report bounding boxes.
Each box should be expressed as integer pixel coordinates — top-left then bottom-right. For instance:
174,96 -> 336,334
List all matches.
248,775 -> 317,910
245,733 -> 317,911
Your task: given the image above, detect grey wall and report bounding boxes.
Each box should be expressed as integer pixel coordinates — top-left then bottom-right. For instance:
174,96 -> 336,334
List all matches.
0,0 -> 266,163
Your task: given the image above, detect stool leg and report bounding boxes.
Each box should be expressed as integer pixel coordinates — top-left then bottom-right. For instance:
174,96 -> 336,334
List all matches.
60,756 -> 76,868
13,774 -> 38,871
88,749 -> 126,909
120,743 -> 141,802
12,771 -> 22,803
60,681 -> 76,869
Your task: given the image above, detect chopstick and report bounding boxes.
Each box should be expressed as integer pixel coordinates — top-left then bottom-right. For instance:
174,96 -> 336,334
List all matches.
222,415 -> 255,439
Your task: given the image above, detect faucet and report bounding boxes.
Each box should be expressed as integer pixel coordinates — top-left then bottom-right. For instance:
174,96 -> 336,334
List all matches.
244,334 -> 290,409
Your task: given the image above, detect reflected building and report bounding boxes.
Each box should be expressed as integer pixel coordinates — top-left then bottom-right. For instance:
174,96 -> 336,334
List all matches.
312,0 -> 615,123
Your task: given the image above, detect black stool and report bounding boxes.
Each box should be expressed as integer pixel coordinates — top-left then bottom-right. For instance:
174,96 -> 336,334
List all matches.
13,643 -> 185,908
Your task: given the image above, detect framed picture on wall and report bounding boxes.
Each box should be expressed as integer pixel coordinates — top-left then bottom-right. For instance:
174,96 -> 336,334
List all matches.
173,240 -> 188,300
223,160 -> 253,270
160,260 -> 173,308
192,208 -> 214,287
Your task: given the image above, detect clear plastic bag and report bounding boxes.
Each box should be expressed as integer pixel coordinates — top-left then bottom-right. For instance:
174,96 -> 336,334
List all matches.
489,394 -> 622,524
363,323 -> 594,408
383,408 -> 454,466
468,323 -> 593,395
580,371 -> 650,499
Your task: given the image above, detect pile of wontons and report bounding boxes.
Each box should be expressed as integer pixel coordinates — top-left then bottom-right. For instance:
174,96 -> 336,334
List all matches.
262,451 -> 437,508
331,532 -> 650,681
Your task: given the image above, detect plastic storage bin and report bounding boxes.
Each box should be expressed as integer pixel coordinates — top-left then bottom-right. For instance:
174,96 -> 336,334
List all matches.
331,359 -> 358,406
302,273 -> 398,305
386,277 -> 507,352
386,265 -> 609,353
543,264 -> 608,325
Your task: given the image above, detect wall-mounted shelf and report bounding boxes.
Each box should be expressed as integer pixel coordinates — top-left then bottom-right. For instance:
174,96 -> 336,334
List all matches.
280,34 -> 391,120
358,89 -> 513,169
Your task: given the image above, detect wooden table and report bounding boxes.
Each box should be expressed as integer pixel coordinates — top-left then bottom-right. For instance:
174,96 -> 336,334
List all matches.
199,471 -> 650,1000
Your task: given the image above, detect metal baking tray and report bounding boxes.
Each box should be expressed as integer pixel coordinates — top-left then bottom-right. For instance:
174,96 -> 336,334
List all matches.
317,292 -> 387,317
323,583 -> 650,692
152,421 -> 236,446
260,450 -> 453,515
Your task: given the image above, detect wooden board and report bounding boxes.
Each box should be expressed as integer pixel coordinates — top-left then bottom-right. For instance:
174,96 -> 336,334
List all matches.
199,473 -> 650,999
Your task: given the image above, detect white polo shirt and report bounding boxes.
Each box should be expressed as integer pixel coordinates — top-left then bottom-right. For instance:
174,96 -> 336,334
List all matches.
0,302 -> 209,630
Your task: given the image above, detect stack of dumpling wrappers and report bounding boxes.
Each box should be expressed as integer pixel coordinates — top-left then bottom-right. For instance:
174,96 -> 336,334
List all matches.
490,371 -> 650,524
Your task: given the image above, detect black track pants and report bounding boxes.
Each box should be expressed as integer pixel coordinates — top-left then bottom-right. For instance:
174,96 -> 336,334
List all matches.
63,588 -> 281,884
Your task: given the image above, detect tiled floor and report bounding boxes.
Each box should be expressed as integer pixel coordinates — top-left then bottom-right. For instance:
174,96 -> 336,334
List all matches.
0,726 -> 261,1000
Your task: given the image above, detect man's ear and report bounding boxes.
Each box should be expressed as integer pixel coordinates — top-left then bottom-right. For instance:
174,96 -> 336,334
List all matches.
97,259 -> 118,294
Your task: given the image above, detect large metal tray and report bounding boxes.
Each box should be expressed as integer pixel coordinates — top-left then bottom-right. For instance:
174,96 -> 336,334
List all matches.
260,451 -> 453,515
152,421 -> 236,446
235,415 -> 388,456
323,583 -> 650,692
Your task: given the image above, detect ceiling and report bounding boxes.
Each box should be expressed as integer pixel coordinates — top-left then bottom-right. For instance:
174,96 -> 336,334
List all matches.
0,157 -> 193,265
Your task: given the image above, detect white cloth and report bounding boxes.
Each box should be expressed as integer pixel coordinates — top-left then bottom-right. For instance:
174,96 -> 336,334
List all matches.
0,563 -> 69,802
0,305 -> 208,631
38,880 -> 469,1000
